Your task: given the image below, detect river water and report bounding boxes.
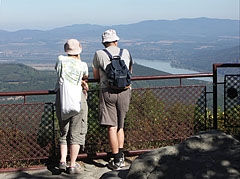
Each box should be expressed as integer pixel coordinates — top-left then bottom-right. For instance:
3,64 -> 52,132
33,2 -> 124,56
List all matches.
135,58 -> 212,82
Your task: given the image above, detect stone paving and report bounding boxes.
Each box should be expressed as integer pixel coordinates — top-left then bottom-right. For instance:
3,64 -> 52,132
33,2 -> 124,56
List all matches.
0,157 -> 132,179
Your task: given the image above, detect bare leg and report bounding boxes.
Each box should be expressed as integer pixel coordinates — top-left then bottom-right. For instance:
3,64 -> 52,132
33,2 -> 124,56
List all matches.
69,144 -> 80,167
60,144 -> 67,163
108,126 -> 119,154
117,128 -> 124,149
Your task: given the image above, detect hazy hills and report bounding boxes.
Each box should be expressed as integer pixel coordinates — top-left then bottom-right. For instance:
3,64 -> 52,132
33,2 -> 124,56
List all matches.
0,17 -> 238,42
0,17 -> 239,73
114,18 -> 239,41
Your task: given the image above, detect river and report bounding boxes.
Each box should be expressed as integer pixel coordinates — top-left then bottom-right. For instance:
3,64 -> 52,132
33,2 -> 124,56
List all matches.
135,58 -> 212,82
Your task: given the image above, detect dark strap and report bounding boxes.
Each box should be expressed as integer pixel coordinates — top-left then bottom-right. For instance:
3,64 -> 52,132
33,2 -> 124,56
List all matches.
103,49 -> 113,60
119,49 -> 123,57
100,49 -> 124,72
103,49 -> 123,61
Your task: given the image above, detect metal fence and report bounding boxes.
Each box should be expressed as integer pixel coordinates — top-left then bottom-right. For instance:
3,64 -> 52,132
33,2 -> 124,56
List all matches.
211,63 -> 240,138
0,103 -> 55,168
85,85 -> 207,154
224,75 -> 240,127
0,64 -> 239,170
0,73 -> 212,169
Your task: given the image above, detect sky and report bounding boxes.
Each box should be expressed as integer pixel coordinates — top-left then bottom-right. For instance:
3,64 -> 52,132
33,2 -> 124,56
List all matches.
0,0 -> 239,31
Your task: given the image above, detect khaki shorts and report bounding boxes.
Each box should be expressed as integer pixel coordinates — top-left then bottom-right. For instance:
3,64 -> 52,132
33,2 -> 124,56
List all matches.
99,88 -> 131,128
56,90 -> 88,145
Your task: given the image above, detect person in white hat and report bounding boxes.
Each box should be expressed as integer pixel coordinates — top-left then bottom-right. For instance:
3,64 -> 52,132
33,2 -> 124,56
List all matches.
92,29 -> 133,170
55,39 -> 88,174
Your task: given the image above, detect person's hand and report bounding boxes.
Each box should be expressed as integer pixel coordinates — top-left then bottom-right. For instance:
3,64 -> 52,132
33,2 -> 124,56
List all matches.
81,80 -> 89,91
81,80 -> 88,99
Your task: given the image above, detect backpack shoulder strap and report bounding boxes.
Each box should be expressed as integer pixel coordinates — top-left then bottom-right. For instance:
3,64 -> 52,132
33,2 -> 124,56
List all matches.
103,48 -> 124,59
119,49 -> 123,57
102,49 -> 113,60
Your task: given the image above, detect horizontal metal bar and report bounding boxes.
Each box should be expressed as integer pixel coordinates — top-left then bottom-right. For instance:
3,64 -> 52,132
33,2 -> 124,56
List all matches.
77,152 -> 110,159
131,73 -> 213,81
126,149 -> 151,155
0,73 -> 213,97
206,91 -> 213,94
214,63 -> 240,68
0,90 -> 55,96
88,73 -> 213,83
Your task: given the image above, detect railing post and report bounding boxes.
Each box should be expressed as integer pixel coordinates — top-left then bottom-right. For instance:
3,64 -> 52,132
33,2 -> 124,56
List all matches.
204,86 -> 207,130
51,103 -> 56,157
213,64 -> 218,129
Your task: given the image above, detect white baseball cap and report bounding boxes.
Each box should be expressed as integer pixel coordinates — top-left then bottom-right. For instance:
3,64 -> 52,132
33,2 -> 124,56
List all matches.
102,29 -> 120,43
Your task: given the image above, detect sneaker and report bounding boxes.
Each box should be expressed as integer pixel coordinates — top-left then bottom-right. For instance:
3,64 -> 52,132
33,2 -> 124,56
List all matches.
68,162 -> 81,174
119,153 -> 125,167
59,162 -> 67,171
107,160 -> 123,170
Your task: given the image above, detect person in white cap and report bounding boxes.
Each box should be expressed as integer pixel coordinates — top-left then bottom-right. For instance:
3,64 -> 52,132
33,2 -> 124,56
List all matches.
92,29 -> 133,170
55,39 -> 88,174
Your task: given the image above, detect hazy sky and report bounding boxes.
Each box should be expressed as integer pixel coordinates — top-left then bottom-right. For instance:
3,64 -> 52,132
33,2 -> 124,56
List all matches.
0,0 -> 239,31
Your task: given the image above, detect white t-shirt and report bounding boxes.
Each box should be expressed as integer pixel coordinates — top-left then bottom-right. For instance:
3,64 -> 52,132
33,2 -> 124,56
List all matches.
55,55 -> 88,90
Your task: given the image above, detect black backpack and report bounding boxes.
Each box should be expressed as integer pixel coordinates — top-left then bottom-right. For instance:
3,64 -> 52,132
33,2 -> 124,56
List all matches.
103,49 -> 132,89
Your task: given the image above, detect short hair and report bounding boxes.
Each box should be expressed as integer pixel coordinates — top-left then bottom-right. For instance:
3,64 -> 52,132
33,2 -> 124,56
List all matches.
102,41 -> 117,47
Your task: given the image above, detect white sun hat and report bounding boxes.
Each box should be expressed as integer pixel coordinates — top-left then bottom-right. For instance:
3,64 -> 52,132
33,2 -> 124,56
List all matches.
64,39 -> 82,55
102,29 -> 120,43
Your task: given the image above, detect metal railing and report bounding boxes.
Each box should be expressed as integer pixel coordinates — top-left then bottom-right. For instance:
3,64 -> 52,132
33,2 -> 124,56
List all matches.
0,73 -> 214,169
212,63 -> 240,129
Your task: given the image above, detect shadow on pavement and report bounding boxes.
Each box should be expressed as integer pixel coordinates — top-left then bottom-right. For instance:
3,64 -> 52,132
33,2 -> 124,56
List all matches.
100,169 -> 129,179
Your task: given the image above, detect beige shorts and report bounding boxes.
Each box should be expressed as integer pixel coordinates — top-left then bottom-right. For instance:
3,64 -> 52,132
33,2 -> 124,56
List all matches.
56,90 -> 88,145
99,88 -> 131,128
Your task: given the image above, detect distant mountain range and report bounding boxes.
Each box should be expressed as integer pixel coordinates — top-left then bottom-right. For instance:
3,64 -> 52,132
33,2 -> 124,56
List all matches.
0,17 -> 239,73
0,17 -> 239,42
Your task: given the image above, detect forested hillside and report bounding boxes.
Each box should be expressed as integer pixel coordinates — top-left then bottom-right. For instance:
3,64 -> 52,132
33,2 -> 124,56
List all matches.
0,63 -> 212,92
0,63 -> 57,92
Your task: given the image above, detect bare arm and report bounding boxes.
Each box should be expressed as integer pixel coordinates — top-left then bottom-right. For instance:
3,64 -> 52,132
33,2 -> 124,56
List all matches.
129,51 -> 133,74
81,80 -> 89,91
93,67 -> 100,80
129,66 -> 133,74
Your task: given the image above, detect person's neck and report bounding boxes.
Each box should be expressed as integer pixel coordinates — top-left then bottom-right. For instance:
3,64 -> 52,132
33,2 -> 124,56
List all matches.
105,42 -> 118,48
68,54 -> 80,60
